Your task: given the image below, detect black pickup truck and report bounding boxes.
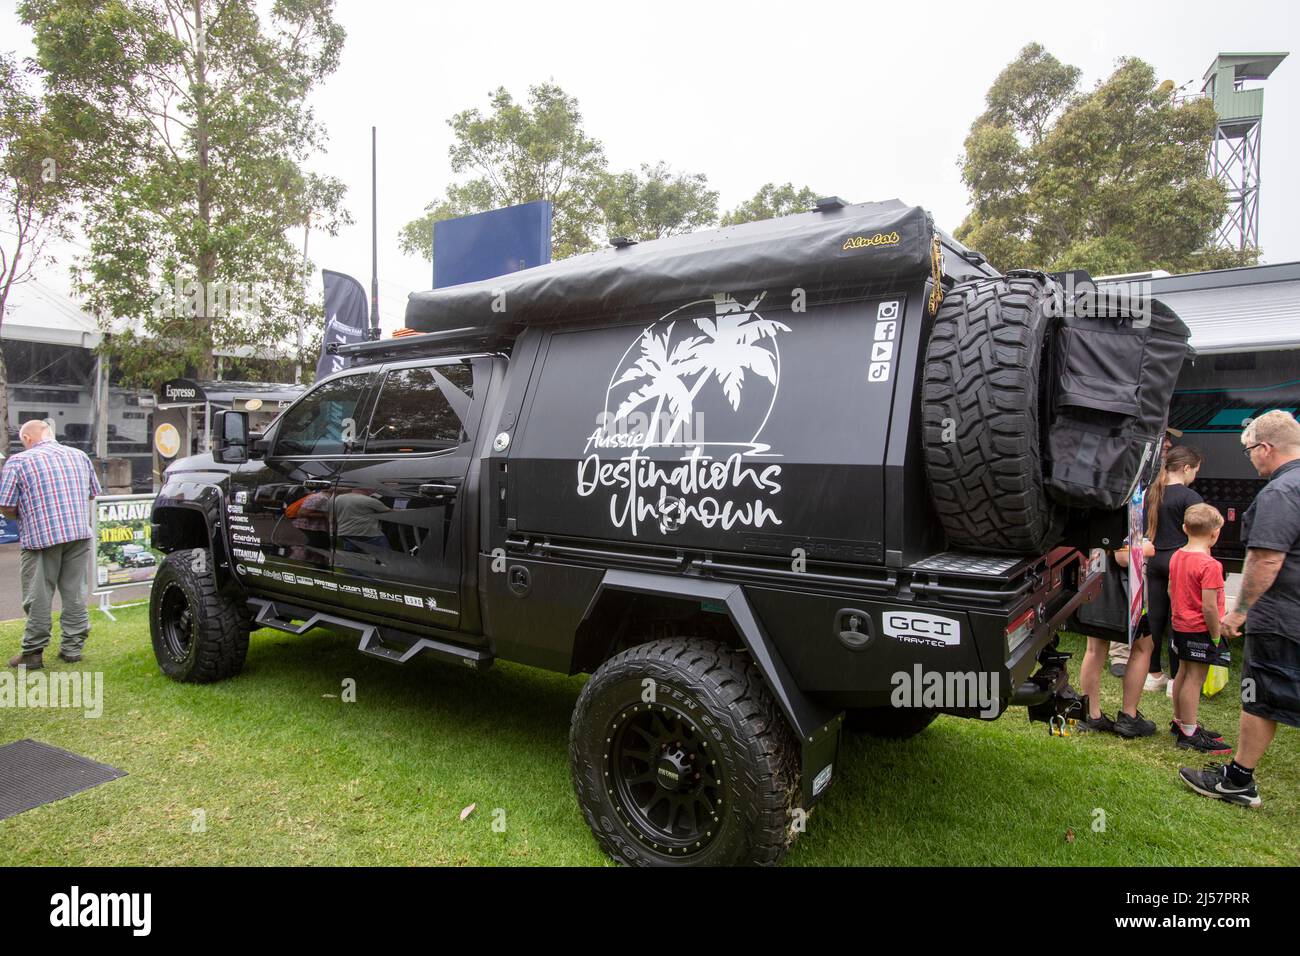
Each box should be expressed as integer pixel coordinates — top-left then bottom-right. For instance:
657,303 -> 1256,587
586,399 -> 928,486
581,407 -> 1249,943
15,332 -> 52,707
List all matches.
149,199 -> 1191,866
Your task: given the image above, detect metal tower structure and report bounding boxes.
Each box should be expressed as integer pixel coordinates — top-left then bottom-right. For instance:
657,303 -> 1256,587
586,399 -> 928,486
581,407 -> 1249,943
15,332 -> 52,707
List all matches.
1201,52 -> 1288,251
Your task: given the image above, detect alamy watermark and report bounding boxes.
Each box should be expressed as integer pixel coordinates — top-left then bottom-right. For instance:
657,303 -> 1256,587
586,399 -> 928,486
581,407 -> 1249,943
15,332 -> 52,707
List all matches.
1045,273 -> 1153,327
891,665 -> 999,719
0,668 -> 103,718
50,886 -> 150,936
151,277 -> 269,321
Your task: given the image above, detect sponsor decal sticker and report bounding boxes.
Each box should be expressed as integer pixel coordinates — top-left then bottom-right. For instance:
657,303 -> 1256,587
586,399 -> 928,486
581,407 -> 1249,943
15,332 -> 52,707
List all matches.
578,292 -> 788,538
883,610 -> 961,647
813,764 -> 833,797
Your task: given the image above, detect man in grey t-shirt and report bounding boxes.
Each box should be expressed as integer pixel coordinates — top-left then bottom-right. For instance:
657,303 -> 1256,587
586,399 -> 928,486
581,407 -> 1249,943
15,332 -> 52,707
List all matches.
333,489 -> 391,551
1179,410 -> 1300,808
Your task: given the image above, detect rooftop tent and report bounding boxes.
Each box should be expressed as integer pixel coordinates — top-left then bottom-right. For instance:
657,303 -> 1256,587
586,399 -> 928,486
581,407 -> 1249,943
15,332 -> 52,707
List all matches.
404,199 -> 940,334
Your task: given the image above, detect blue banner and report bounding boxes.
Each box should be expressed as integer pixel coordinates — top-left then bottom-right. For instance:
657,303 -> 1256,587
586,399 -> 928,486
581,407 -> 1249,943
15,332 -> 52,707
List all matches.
433,200 -> 552,288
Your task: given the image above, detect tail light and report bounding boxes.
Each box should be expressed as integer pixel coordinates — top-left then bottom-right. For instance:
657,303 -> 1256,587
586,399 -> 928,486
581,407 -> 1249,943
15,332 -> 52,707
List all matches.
1006,606 -> 1037,654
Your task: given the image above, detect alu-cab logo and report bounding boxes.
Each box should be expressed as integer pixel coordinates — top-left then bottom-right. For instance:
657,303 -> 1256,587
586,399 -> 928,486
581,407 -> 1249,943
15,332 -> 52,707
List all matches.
577,292 -> 789,536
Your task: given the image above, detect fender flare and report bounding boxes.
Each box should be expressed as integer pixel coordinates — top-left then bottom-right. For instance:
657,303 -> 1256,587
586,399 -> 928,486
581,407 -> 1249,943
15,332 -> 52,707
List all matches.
151,479 -> 238,588
584,569 -> 843,807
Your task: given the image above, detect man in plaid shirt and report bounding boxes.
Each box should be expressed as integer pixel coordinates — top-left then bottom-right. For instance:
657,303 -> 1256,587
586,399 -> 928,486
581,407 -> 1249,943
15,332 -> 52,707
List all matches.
0,420 -> 102,668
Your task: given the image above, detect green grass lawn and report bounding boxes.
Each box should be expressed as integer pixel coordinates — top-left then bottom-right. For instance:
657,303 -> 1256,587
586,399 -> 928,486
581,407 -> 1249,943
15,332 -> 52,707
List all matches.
1,604 -> 1295,866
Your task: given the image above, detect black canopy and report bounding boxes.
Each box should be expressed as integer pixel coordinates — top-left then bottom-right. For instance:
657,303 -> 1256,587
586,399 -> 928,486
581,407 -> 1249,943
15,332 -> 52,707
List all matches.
404,199 -> 936,334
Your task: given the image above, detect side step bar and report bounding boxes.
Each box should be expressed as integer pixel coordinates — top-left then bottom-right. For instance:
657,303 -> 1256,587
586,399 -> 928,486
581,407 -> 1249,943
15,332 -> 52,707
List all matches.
247,597 -> 493,670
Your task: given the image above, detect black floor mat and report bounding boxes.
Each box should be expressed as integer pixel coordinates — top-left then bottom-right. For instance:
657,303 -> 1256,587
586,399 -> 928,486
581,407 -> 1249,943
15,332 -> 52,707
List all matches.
0,739 -> 126,821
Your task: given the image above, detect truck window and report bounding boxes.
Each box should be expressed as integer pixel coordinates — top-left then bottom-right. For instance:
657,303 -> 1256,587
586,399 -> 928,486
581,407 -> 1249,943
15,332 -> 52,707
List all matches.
364,364 -> 473,454
274,373 -> 369,456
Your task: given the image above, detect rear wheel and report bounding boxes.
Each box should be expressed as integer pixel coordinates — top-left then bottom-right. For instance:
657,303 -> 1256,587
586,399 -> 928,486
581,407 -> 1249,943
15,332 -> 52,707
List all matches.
570,638 -> 800,866
922,273 -> 1065,554
150,548 -> 249,682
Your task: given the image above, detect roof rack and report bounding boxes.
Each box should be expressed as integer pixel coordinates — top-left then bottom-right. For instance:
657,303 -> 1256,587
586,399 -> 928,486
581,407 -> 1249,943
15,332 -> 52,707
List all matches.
327,325 -> 501,360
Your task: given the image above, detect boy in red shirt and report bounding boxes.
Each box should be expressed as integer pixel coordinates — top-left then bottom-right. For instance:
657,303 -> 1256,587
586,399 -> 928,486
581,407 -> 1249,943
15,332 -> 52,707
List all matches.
1168,503 -> 1233,754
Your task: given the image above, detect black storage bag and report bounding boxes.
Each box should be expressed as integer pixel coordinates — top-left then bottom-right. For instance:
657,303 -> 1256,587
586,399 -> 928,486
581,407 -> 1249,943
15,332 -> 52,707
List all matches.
1046,293 -> 1191,510
1072,550 -> 1130,639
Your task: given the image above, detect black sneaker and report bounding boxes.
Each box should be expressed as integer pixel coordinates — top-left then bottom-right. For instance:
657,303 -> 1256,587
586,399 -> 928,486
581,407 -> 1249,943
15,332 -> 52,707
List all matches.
1176,727 -> 1233,755
1169,720 -> 1225,742
1109,661 -> 1127,678
1079,712 -> 1118,734
1179,764 -> 1261,808
1114,710 -> 1156,738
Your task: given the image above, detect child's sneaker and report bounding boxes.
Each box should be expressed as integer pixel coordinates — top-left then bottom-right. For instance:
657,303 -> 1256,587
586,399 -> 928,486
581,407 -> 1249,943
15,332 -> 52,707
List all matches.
1168,720 -> 1225,741
1175,726 -> 1232,755
1144,672 -> 1170,693
1179,764 -> 1261,808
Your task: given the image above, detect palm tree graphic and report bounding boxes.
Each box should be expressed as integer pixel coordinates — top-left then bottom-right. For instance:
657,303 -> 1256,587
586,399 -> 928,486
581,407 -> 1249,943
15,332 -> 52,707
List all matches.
665,292 -> 789,443
612,293 -> 789,447
612,322 -> 706,445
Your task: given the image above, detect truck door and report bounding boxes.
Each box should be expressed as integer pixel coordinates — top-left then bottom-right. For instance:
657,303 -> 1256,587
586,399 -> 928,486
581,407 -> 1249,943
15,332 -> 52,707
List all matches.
226,371 -> 373,599
329,358 -> 481,630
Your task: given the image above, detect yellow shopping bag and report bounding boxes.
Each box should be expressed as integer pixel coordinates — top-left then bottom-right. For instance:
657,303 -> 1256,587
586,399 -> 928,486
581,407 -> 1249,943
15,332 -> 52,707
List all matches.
1203,663 -> 1229,697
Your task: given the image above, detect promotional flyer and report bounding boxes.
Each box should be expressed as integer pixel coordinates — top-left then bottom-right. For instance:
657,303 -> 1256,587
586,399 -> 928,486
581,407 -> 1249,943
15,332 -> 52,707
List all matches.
91,494 -> 160,590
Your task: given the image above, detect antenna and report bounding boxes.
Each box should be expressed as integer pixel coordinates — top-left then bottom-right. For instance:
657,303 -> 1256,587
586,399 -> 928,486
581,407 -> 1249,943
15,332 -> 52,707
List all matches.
370,125 -> 380,339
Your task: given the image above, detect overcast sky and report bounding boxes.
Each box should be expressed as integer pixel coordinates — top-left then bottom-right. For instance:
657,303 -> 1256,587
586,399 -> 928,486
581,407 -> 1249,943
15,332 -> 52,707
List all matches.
5,0 -> 1299,333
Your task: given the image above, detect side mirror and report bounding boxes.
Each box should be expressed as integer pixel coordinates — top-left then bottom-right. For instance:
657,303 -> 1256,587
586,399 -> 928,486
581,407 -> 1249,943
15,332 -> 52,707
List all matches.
215,410 -> 248,464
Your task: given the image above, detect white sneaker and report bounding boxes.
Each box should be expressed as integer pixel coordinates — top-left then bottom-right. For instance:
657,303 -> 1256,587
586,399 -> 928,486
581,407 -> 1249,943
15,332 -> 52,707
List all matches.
1144,672 -> 1170,693
1167,679 -> 1176,698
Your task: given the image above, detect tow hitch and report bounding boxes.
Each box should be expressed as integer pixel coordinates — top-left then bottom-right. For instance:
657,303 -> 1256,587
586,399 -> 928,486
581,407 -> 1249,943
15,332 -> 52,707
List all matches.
1013,643 -> 1088,736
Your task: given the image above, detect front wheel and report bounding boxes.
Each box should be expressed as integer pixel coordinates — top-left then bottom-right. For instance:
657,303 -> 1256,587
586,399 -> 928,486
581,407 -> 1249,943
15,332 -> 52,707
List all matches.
570,639 -> 800,866
150,549 -> 249,683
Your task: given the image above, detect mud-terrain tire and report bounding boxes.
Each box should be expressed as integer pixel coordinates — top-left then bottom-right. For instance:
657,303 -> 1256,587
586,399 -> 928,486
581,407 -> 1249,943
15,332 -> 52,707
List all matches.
922,273 -> 1065,554
843,706 -> 939,739
150,548 -> 249,682
570,638 -> 800,867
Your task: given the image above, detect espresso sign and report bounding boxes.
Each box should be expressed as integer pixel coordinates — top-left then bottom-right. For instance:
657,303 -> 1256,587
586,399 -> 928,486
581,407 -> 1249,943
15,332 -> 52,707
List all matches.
160,378 -> 206,404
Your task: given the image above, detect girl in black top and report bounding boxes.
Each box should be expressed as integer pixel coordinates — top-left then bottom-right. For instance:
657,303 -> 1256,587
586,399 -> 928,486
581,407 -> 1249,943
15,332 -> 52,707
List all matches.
1145,445 -> 1205,685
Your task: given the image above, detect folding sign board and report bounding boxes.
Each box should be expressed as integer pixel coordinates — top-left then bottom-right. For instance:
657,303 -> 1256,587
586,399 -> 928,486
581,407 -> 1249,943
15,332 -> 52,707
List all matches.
433,200 -> 552,289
